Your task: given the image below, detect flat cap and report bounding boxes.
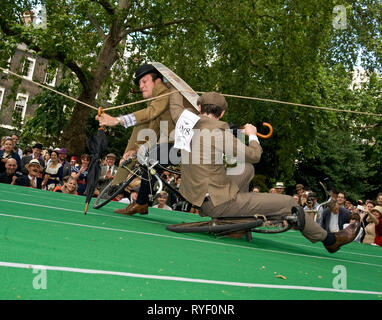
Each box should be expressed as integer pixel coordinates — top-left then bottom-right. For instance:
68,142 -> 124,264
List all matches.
275,182 -> 284,189
106,153 -> 117,159
197,92 -> 228,110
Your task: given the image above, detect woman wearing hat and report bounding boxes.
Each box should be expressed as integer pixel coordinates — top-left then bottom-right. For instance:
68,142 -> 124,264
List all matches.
0,136 -> 21,173
363,206 -> 382,246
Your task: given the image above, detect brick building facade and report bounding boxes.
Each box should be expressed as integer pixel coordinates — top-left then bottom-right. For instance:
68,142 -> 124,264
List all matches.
0,44 -> 62,130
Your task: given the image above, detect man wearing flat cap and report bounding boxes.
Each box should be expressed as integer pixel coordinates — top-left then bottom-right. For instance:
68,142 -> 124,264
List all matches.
96,153 -> 118,194
21,143 -> 45,175
16,159 -> 43,189
178,91 -> 360,253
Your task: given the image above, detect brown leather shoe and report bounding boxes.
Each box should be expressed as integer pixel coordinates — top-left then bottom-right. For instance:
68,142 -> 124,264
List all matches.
113,202 -> 148,215
324,222 -> 361,253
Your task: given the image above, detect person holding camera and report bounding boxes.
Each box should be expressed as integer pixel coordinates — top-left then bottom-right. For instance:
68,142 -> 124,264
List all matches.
363,206 -> 382,246
303,192 -> 323,224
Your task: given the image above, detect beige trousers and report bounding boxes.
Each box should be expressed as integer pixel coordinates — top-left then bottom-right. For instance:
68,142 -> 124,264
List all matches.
201,163 -> 327,243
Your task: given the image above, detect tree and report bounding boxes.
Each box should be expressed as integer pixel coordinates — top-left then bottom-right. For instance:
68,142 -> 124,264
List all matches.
1,0 -> 380,194
0,0 -> 196,155
20,81 -> 74,148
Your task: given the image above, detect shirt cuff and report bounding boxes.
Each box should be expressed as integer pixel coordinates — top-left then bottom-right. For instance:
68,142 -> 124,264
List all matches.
249,134 -> 260,145
121,113 -> 137,128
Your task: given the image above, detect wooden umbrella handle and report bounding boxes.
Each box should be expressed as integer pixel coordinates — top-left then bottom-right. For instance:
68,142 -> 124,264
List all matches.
98,107 -> 105,131
240,122 -> 273,139
256,122 -> 273,139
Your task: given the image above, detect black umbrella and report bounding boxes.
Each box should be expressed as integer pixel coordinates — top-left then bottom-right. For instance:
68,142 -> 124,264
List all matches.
84,107 -> 108,214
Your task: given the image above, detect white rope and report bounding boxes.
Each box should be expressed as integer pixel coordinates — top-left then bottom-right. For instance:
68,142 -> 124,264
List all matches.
1,66 -> 381,117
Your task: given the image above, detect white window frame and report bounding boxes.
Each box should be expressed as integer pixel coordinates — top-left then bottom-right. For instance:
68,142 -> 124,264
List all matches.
14,93 -> 29,120
44,68 -> 57,86
22,57 -> 36,80
3,57 -> 11,74
0,87 -> 5,110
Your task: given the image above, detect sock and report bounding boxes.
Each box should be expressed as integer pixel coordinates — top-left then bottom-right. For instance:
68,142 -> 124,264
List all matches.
322,232 -> 336,246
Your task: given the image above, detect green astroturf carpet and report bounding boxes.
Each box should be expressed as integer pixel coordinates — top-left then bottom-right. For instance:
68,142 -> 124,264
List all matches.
0,183 -> 381,300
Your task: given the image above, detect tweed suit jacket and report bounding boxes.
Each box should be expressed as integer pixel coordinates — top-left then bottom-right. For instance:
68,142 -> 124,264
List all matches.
179,115 -> 263,207
126,82 -> 176,151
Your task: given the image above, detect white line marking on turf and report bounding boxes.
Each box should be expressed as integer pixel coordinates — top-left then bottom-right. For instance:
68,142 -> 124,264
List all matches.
1,198 -> 381,261
1,213 -> 381,268
0,261 -> 381,296
0,199 -> 168,225
272,238 -> 382,259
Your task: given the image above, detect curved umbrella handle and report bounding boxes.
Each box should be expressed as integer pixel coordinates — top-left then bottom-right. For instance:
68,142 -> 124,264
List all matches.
256,122 -> 273,139
98,107 -> 105,131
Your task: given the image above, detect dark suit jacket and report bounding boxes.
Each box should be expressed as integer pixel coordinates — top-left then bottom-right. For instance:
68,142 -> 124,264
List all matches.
15,175 -> 43,189
0,150 -> 22,173
320,206 -> 351,231
0,172 -> 18,184
60,160 -> 72,180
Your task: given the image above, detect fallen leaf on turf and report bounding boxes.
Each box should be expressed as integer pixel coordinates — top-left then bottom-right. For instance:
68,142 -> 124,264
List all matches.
275,275 -> 287,280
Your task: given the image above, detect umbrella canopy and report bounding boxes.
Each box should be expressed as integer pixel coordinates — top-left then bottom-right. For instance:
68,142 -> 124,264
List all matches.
84,127 -> 108,214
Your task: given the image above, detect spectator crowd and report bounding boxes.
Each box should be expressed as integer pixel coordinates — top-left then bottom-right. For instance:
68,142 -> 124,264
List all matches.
1,133 -> 381,248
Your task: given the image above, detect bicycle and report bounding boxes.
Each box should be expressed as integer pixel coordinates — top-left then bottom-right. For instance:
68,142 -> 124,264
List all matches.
93,143 -> 329,242
92,143 -> 194,212
166,182 -> 334,241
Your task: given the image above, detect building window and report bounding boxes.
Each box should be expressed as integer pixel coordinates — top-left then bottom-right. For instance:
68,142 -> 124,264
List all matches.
14,93 -> 28,120
3,57 -> 11,74
0,87 -> 4,109
44,68 -> 57,86
22,57 -> 36,80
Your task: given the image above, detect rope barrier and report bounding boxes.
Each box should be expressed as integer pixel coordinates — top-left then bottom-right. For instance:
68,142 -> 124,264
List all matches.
0,67 -> 98,110
1,66 -> 381,117
196,91 -> 382,118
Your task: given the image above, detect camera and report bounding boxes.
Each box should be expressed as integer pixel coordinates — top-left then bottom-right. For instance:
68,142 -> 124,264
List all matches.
356,205 -> 364,212
306,192 -> 317,205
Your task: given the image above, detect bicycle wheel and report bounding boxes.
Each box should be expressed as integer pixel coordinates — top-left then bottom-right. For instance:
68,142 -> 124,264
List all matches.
92,169 -> 140,209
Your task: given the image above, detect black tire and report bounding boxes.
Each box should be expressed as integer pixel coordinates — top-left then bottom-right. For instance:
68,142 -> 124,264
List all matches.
166,219 -> 263,234
92,172 -> 138,209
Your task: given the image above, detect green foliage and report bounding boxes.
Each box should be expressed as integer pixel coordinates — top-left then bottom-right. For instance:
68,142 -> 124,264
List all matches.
20,82 -> 74,147
0,0 -> 381,197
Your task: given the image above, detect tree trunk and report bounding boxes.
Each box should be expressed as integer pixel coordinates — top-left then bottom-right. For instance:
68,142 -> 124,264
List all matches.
60,38 -> 119,156
60,92 -> 94,157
